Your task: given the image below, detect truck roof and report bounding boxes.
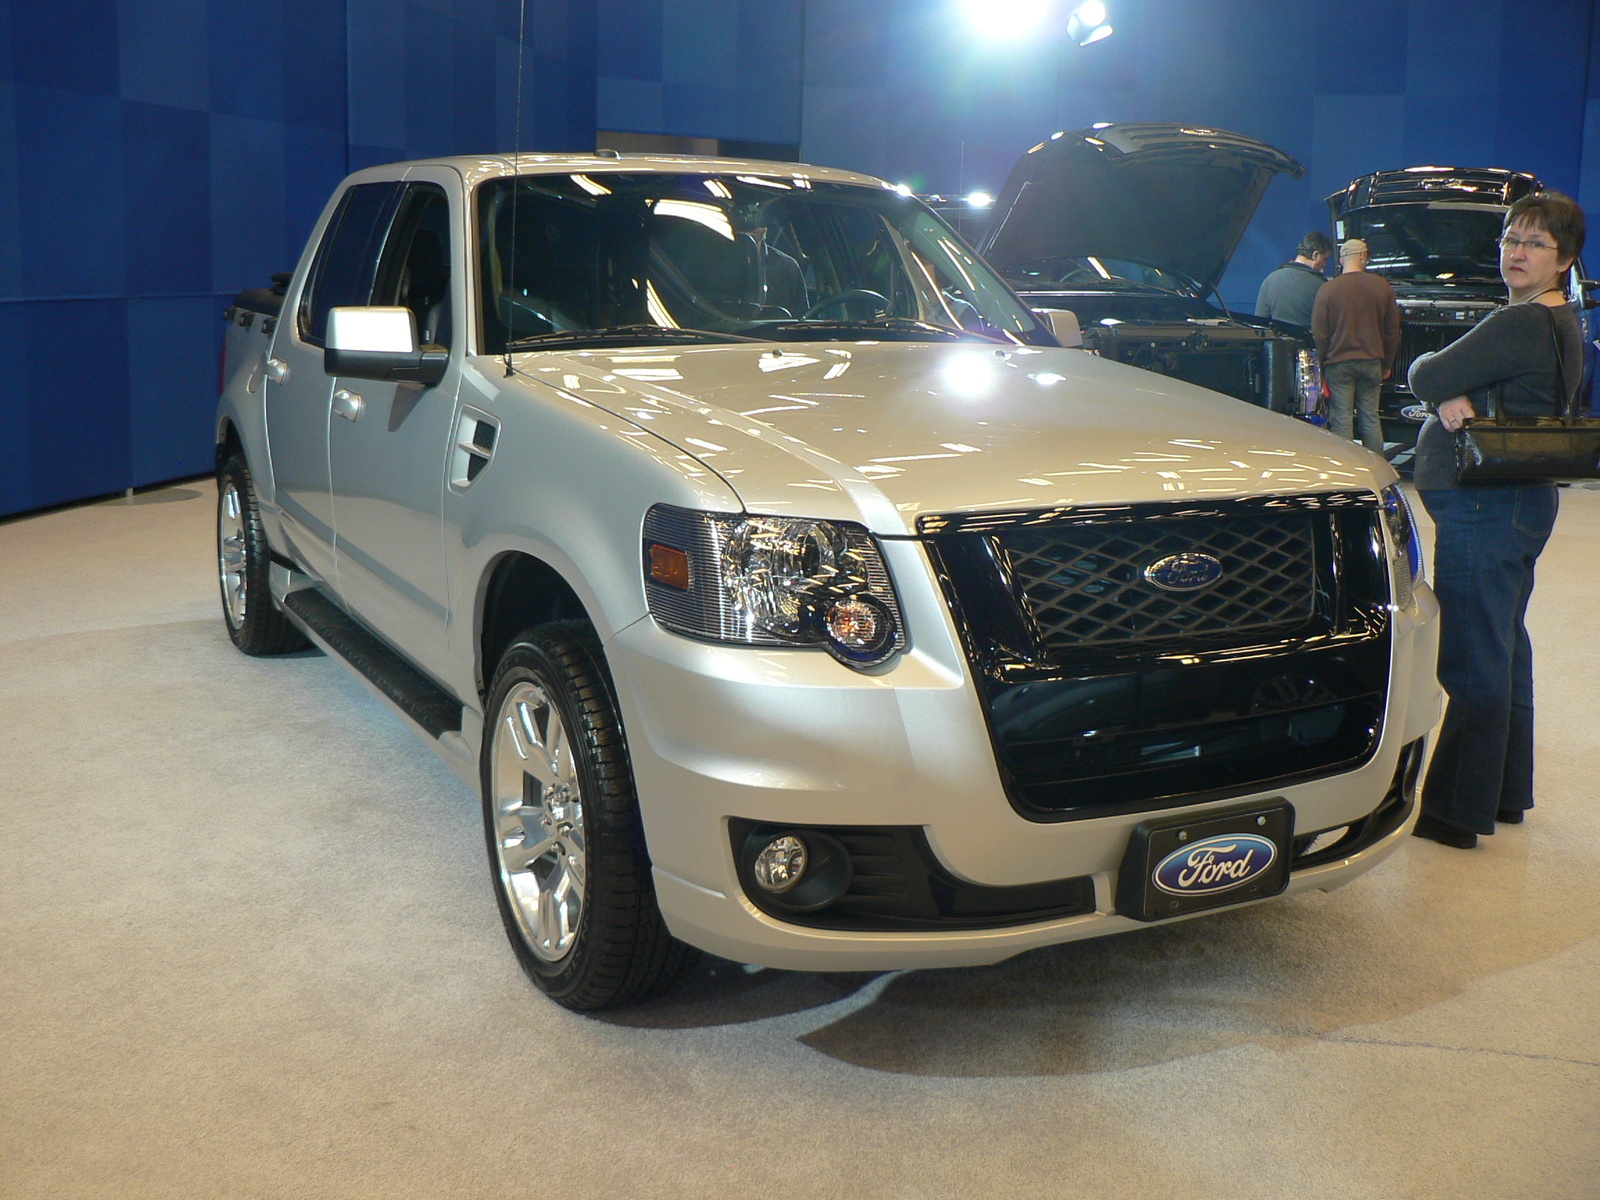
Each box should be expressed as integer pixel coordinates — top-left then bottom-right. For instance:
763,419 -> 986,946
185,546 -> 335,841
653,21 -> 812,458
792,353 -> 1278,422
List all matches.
349,152 -> 893,191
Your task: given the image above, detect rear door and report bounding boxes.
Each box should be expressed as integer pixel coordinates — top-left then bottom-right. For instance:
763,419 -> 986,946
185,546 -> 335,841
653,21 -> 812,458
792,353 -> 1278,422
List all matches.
265,180 -> 401,585
328,171 -> 462,680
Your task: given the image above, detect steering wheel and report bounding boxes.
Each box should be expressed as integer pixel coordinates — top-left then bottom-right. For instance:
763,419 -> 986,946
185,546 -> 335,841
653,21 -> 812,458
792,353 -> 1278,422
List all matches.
801,289 -> 891,320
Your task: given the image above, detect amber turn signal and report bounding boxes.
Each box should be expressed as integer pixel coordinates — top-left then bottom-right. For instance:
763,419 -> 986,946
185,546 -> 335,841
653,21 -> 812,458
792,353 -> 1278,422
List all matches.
648,543 -> 691,590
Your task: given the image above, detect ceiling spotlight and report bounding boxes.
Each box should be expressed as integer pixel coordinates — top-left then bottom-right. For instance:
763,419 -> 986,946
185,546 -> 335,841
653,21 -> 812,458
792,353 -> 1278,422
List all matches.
961,0 -> 1050,39
1067,0 -> 1113,45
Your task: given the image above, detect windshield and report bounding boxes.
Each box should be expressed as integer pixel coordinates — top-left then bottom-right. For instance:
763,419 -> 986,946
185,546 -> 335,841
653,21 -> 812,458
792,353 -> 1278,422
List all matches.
1339,204 -> 1505,283
998,254 -> 1198,296
475,173 -> 1051,353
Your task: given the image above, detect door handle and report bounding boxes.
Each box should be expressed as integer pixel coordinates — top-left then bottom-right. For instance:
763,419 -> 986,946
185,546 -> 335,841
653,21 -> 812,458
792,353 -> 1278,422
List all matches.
332,388 -> 365,421
265,357 -> 289,384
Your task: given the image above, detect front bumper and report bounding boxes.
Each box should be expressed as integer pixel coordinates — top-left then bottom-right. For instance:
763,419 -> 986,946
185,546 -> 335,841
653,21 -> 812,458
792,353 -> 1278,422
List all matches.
604,536 -> 1440,971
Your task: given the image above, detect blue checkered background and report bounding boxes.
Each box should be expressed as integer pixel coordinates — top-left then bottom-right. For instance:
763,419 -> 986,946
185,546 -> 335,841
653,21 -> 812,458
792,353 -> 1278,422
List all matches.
3,0 -> 1599,516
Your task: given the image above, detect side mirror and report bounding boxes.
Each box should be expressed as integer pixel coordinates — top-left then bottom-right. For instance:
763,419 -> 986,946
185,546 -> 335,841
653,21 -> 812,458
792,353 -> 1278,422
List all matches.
1036,308 -> 1083,348
1577,279 -> 1600,310
325,306 -> 448,385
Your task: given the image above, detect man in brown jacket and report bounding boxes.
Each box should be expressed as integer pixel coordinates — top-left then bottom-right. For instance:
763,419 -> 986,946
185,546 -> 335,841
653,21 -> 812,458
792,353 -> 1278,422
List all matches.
1311,238 -> 1401,453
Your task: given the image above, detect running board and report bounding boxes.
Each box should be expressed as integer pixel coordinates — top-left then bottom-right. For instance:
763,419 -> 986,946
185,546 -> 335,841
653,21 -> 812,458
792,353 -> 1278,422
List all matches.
283,588 -> 463,738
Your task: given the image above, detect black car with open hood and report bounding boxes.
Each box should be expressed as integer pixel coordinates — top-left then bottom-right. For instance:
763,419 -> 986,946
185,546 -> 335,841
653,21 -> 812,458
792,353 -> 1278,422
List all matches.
1328,166 -> 1596,464
959,123 -> 1321,417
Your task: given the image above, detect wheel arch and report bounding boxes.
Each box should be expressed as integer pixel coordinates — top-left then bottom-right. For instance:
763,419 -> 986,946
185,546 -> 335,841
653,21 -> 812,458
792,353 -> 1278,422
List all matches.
216,417 -> 244,475
475,551 -> 594,701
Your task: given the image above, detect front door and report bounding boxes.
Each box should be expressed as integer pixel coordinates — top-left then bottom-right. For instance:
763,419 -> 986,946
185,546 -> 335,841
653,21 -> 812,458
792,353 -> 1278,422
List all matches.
329,176 -> 460,680
265,180 -> 401,586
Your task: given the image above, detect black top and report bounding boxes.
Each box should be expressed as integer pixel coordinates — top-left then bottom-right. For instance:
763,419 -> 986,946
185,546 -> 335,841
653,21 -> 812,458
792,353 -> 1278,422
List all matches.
1408,300 -> 1582,489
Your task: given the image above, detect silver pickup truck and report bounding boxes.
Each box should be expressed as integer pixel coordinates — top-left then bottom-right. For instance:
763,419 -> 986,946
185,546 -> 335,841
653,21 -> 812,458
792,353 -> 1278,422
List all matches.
216,152 -> 1441,1011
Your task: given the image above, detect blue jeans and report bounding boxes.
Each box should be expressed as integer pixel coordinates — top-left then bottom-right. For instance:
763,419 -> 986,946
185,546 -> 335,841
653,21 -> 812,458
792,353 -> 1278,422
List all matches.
1417,485 -> 1559,834
1325,358 -> 1385,453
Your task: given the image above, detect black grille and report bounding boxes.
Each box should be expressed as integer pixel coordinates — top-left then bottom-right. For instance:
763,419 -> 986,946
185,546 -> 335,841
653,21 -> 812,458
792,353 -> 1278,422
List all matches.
1393,321 -> 1474,387
1001,513 -> 1315,651
921,494 -> 1392,820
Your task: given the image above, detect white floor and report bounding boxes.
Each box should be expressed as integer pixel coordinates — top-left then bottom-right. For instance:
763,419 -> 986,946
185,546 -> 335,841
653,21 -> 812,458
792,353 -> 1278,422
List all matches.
1,480 -> 1597,1199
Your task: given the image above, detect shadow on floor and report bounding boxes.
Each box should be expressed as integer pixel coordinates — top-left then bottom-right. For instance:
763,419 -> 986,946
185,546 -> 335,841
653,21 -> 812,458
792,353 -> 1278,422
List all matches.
605,838 -> 1600,1077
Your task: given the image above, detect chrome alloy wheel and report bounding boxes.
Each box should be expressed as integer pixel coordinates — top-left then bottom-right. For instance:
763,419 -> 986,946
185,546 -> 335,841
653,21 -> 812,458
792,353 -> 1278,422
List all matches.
218,480 -> 248,628
491,681 -> 587,962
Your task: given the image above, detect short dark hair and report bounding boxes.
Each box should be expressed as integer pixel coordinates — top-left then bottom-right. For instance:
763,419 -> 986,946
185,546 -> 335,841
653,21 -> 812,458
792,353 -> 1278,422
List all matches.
1297,230 -> 1332,258
1505,191 -> 1586,261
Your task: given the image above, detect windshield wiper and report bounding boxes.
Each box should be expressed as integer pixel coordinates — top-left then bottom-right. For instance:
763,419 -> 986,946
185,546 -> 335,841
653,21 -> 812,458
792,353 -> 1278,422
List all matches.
756,317 -> 1001,342
506,323 -> 765,351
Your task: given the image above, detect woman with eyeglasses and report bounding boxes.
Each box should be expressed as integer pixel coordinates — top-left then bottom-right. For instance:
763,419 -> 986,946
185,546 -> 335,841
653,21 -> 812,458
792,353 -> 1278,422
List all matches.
1405,191 -> 1586,849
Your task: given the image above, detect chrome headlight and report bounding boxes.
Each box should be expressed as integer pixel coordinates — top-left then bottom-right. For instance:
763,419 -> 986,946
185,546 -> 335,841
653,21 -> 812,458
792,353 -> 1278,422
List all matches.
642,505 -> 905,667
1379,484 -> 1424,606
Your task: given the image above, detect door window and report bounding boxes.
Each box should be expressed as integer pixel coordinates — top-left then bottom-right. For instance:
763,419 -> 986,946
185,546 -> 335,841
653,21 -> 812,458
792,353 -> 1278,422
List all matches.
298,181 -> 403,345
371,184 -> 454,349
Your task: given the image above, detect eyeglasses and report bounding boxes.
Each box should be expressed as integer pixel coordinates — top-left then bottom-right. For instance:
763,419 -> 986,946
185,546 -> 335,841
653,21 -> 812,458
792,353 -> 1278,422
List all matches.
1499,234 -> 1560,253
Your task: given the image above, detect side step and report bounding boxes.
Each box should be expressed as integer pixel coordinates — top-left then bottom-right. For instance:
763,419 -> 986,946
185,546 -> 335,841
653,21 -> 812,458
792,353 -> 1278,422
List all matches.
283,589 -> 462,738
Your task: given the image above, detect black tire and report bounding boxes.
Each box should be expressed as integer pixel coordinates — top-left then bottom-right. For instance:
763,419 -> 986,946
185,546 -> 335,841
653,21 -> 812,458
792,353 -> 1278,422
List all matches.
481,621 -> 694,1010
217,454 -> 310,656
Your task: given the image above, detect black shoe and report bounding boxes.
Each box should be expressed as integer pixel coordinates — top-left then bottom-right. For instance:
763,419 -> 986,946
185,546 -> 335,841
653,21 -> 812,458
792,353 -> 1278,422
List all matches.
1496,807 -> 1526,824
1412,813 -> 1478,849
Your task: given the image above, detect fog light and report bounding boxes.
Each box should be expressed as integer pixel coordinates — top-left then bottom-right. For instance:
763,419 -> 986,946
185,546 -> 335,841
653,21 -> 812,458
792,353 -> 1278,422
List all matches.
740,828 -> 853,913
752,835 -> 807,893
823,594 -> 895,665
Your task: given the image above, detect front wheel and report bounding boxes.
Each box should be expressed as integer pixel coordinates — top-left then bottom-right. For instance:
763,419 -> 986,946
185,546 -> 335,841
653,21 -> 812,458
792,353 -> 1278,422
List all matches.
217,454 -> 309,655
482,622 -> 693,1010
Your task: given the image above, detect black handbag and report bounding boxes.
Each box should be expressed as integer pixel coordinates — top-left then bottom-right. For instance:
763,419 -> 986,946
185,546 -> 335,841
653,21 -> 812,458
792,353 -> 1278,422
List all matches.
1455,303 -> 1600,482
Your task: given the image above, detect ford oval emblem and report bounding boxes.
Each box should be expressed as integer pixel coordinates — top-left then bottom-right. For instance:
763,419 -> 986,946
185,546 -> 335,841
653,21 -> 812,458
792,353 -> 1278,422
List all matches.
1143,552 -> 1223,592
1153,834 -> 1278,897
1400,404 -> 1430,423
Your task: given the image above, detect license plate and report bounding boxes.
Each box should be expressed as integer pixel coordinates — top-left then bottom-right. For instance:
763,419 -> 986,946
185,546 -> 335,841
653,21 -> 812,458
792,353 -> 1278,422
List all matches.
1116,801 -> 1294,922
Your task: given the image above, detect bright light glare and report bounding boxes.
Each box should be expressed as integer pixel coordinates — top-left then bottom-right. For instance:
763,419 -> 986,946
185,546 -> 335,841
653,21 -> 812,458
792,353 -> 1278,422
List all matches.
894,183 -> 914,197
1066,0 -> 1113,45
967,190 -> 994,208
961,0 -> 1050,38
942,355 -> 997,398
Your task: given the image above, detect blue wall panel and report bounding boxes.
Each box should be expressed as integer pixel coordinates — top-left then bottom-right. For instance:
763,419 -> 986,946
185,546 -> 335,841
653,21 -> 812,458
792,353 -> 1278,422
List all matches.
0,0 -> 594,517
23,300 -> 132,508
208,112 -> 287,294
0,301 -> 31,515
125,101 -> 212,296
14,86 -> 126,299
0,80 -> 21,300
128,295 -> 224,485
597,0 -> 800,144
117,0 -> 209,111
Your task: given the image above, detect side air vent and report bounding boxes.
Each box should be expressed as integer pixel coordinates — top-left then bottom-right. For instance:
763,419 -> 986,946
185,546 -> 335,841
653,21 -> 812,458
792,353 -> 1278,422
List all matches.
450,407 -> 499,490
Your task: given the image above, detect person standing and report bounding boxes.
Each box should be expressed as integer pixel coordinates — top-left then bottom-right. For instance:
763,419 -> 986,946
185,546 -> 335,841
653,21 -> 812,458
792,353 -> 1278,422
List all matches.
1406,191 -> 1584,849
1311,238 -> 1400,453
1255,231 -> 1331,329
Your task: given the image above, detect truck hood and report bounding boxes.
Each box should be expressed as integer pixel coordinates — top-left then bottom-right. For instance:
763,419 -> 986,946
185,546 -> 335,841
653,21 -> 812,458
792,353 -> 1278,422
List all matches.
509,341 -> 1386,536
979,123 -> 1304,296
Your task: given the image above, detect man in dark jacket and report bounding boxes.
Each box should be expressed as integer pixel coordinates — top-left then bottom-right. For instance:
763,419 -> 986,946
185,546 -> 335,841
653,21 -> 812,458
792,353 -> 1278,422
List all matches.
1311,238 -> 1401,453
1255,231 -> 1330,330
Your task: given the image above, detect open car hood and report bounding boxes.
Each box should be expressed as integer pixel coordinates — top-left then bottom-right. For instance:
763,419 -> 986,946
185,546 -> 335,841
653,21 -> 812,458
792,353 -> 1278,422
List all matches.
979,123 -> 1304,296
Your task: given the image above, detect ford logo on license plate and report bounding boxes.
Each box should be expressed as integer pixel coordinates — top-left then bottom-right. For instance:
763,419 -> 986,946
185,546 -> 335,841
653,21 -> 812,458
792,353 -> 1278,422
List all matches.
1153,834 -> 1278,896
